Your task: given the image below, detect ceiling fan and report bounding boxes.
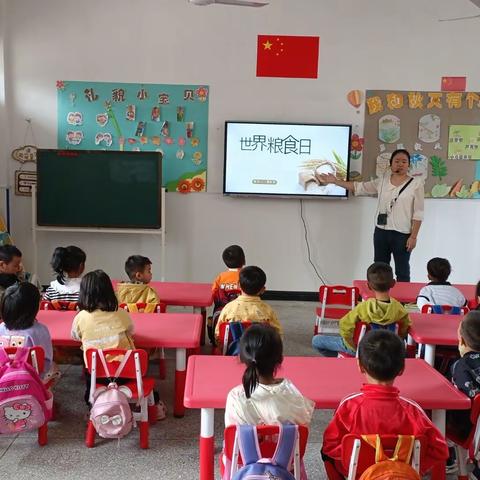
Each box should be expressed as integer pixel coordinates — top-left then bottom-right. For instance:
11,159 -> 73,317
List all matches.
439,0 -> 480,21
189,0 -> 269,6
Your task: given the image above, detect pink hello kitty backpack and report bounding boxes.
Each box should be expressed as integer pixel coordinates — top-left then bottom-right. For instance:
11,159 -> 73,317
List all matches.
0,347 -> 52,434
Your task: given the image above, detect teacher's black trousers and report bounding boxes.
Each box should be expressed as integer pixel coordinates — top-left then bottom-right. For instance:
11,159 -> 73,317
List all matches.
373,227 -> 411,282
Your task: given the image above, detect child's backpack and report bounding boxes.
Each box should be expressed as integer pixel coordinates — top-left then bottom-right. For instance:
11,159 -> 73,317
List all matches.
225,322 -> 245,356
0,347 -> 52,434
89,350 -> 133,439
231,424 -> 298,480
358,435 -> 420,480
208,288 -> 242,344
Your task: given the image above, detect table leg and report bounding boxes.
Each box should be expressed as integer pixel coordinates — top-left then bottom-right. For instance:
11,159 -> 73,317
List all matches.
159,347 -> 166,380
194,307 -> 206,346
200,408 -> 215,480
425,344 -> 436,366
432,409 -> 446,436
174,348 -> 186,418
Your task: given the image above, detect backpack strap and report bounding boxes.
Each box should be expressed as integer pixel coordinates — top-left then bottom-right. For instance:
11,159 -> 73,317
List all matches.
361,434 -> 415,464
272,424 -> 298,469
0,347 -> 11,365
13,347 -> 31,364
96,349 -> 132,381
237,425 -> 261,465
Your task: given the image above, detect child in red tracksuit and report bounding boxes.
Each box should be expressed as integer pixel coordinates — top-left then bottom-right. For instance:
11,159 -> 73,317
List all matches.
322,329 -> 448,477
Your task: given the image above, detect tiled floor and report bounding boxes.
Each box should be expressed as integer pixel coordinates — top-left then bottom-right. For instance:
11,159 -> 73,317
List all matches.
0,301 -> 456,479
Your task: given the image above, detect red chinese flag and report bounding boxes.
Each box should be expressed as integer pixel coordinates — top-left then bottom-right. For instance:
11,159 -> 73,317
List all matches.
441,76 -> 466,91
256,35 -> 319,79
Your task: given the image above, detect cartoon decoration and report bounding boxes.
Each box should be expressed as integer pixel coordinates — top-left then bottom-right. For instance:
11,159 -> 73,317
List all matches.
350,134 -> 363,160
4,403 -> 32,431
363,90 -> 480,199
57,80 -> 209,191
11,145 -> 37,164
347,90 -> 363,110
14,170 -> 37,196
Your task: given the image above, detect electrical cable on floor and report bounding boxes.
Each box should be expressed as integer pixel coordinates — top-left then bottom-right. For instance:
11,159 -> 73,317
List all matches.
299,199 -> 328,285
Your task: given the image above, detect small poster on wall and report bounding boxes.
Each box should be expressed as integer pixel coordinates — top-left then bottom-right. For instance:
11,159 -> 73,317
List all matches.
56,80 -> 209,192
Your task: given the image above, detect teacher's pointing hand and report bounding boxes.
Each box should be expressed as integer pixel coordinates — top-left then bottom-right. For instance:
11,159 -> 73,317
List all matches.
318,173 -> 337,185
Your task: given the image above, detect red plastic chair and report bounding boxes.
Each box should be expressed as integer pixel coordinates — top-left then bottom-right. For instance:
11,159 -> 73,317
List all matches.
315,286 -> 360,335
84,348 -> 157,449
447,395 -> 480,480
421,305 -> 469,315
40,300 -> 79,311
325,434 -> 425,480
2,346 -> 50,446
119,302 -> 167,379
214,321 -> 252,355
220,424 -> 309,480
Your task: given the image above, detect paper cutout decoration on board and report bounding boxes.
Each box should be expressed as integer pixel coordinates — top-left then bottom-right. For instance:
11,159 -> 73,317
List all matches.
95,132 -> 113,147
161,121 -> 169,137
186,122 -> 194,138
96,113 -> 108,126
409,153 -> 428,180
177,106 -> 185,122
67,112 -> 83,126
256,35 -> 319,79
66,131 -> 84,145
135,121 -> 146,137
376,152 -> 391,176
14,170 -> 37,196
151,106 -> 160,122
347,90 -> 363,109
11,145 -> 37,164
151,136 -> 161,146
378,115 -> 400,143
441,76 -> 466,92
418,114 -> 441,143
448,125 -> 480,160
126,105 -> 136,121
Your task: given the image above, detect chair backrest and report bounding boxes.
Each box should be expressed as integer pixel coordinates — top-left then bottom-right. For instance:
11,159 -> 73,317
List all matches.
119,302 -> 166,313
341,434 -> 425,479
40,300 -> 79,311
218,321 -> 253,355
214,288 -> 241,309
2,346 -> 45,375
421,304 -> 469,315
85,348 -> 148,379
351,322 -> 400,357
319,285 -> 359,315
223,424 -> 309,479
466,395 -> 480,459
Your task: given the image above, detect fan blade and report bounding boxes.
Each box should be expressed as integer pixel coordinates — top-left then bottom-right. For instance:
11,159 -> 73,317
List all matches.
439,13 -> 480,21
215,0 -> 268,6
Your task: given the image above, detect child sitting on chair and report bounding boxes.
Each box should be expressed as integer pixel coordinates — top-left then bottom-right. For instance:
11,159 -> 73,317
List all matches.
116,255 -> 160,307
417,257 -> 467,311
312,262 -> 411,357
208,245 -> 245,344
0,282 -> 59,384
225,323 -> 313,426
322,329 -> 448,478
447,311 -> 480,442
0,244 -> 41,289
214,266 -> 282,344
43,246 -> 86,303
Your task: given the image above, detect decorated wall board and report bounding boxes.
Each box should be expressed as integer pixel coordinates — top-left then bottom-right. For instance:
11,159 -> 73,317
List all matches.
57,80 -> 209,192
363,90 -> 480,199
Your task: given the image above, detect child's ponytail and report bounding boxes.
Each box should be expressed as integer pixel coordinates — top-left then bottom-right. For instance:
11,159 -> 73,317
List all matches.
50,246 -> 86,284
239,323 -> 283,399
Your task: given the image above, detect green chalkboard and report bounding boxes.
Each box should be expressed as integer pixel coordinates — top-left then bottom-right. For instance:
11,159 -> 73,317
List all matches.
37,149 -> 162,228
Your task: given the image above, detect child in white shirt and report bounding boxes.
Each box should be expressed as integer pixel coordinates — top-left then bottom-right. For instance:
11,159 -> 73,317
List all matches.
417,257 -> 466,311
224,323 -> 314,427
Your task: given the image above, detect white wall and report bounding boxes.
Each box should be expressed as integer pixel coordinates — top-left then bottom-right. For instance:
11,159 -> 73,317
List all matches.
1,0 -> 479,289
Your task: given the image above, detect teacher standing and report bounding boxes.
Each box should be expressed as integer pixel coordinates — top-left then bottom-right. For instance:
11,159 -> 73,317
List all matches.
319,149 -> 424,282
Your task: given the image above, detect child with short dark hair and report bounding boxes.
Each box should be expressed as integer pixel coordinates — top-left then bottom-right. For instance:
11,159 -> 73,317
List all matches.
312,262 -> 411,357
116,255 -> 160,305
417,257 -> 466,311
322,329 -> 448,477
225,323 -> 314,426
447,311 -> 480,442
0,282 -> 58,382
214,266 -> 282,342
0,245 -> 23,276
0,273 -> 18,306
43,246 -> 86,302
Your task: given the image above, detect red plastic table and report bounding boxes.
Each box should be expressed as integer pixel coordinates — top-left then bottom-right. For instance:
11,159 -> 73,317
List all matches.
353,280 -> 477,309
409,312 -> 461,366
112,280 -> 213,344
184,356 -> 469,480
37,310 -> 202,417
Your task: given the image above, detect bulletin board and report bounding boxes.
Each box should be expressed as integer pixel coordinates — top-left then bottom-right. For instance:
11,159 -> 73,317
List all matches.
57,80 -> 209,192
363,90 -> 480,199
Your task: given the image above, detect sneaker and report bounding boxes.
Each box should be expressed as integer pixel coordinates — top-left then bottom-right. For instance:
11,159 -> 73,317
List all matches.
156,400 -> 167,421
